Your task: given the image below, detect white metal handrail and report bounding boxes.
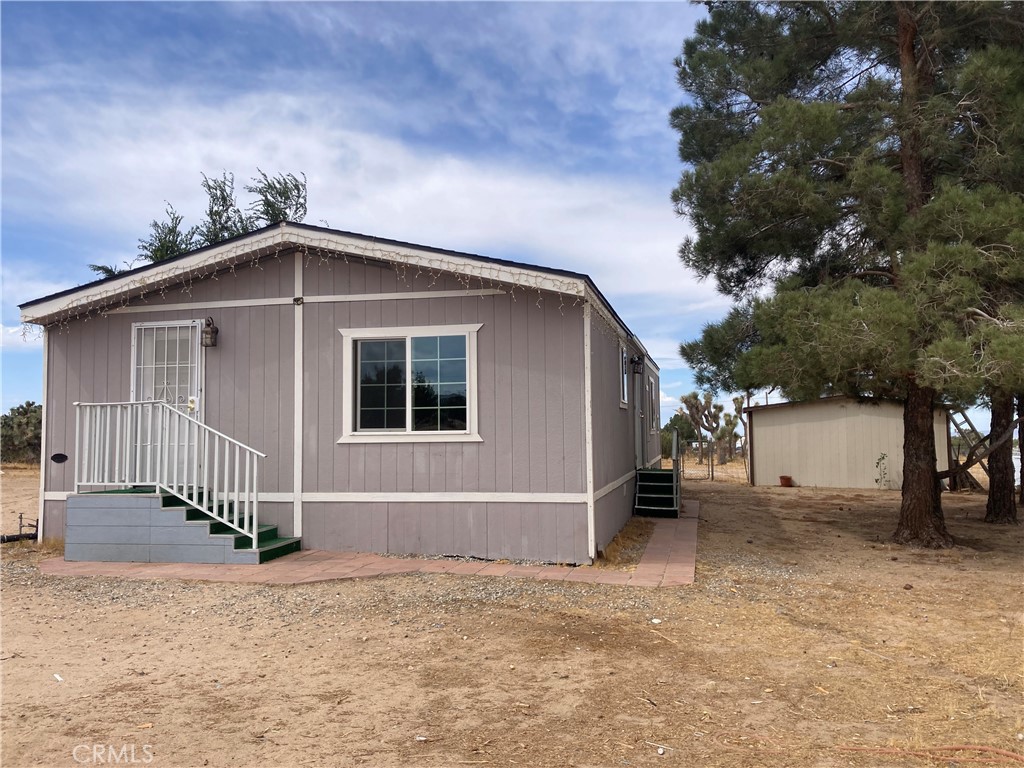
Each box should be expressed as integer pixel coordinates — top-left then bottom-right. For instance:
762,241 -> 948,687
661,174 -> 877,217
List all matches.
74,401 -> 266,549
671,428 -> 680,511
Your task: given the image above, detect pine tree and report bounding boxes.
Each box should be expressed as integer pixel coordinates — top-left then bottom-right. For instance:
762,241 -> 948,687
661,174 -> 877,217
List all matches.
89,170 -> 307,277
671,1 -> 1024,546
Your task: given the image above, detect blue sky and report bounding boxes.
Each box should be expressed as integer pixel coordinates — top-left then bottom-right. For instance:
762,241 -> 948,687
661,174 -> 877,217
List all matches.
2,1 -> 732,423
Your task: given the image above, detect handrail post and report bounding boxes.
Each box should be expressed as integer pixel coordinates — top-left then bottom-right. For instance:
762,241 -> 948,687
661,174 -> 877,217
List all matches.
672,427 -> 680,512
73,400 -> 265,549
252,460 -> 260,550
73,403 -> 82,493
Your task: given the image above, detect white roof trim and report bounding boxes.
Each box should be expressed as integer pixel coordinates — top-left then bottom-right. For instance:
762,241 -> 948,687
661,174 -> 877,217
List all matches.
21,223 -> 653,355
21,224 -> 597,325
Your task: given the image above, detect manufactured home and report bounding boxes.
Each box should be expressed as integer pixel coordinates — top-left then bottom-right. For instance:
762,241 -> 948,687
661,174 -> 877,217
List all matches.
21,222 -> 663,564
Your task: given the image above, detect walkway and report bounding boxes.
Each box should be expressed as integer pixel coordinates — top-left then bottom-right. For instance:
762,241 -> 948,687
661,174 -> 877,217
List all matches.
38,503 -> 699,588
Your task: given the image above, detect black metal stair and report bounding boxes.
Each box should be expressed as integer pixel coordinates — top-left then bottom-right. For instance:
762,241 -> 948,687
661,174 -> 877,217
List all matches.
634,468 -> 678,518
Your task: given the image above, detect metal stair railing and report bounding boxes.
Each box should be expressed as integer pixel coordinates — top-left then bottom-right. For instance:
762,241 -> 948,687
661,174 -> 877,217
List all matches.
74,401 -> 266,549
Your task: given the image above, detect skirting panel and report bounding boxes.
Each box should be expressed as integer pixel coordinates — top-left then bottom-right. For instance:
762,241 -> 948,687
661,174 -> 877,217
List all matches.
302,501 -> 590,564
594,477 -> 635,553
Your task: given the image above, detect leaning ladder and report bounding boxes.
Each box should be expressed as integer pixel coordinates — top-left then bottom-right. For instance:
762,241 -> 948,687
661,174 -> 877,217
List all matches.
949,408 -> 989,477
946,409 -> 987,493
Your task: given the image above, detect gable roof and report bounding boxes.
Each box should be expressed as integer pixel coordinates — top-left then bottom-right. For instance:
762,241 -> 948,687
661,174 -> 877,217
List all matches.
20,221 -> 655,365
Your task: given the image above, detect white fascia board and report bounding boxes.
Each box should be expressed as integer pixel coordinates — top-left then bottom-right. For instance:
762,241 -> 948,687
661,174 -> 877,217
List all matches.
285,227 -> 587,299
581,285 -> 653,364
22,228 -> 293,325
22,224 -> 589,325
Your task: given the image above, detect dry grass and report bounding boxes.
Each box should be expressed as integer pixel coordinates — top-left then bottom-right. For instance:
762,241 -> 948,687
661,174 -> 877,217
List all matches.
595,516 -> 655,569
0,462 -> 39,475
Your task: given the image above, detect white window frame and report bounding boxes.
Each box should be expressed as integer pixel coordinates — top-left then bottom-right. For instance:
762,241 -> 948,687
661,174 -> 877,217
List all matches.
619,343 -> 629,409
648,375 -> 659,434
338,323 -> 483,444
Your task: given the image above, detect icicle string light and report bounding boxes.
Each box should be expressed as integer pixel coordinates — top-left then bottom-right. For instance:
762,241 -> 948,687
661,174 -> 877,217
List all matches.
23,227 -> 636,348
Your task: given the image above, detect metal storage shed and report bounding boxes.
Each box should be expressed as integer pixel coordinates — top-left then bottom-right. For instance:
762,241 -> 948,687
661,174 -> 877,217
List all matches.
745,397 -> 950,490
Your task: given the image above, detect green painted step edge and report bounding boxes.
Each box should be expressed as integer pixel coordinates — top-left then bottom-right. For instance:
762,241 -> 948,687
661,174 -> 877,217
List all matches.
231,526 -> 281,548
80,487 -> 157,495
257,537 -> 302,564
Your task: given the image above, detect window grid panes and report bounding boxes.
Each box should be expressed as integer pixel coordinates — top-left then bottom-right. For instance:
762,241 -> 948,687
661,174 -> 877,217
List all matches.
357,339 -> 407,430
356,334 -> 468,433
411,335 -> 467,431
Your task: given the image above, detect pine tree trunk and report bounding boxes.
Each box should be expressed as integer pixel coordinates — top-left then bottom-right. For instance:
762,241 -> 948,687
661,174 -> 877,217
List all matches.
986,391 -> 1019,524
894,381 -> 953,547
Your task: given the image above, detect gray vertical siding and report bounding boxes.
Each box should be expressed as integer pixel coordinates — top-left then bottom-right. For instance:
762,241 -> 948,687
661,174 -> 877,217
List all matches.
587,313 -> 649,553
40,256 -> 296,536
302,258 -> 587,495
588,319 -> 637,488
301,501 -> 587,563
42,500 -> 66,541
299,256 -> 589,561
594,478 -> 635,552
37,251 -> 628,563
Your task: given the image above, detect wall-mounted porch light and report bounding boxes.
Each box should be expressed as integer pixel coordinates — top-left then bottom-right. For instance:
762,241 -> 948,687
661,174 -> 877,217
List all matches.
630,354 -> 644,374
201,317 -> 219,348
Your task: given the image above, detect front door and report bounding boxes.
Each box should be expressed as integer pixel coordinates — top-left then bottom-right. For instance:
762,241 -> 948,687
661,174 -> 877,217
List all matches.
130,321 -> 203,482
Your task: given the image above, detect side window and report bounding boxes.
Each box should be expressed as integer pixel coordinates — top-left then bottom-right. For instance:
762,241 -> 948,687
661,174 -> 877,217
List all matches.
649,376 -> 658,432
620,344 -> 629,407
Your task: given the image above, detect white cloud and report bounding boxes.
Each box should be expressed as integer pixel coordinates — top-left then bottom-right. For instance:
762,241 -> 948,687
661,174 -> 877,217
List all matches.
1,262 -> 77,326
4,84 -> 718,312
0,323 -> 43,349
2,2 -> 721,395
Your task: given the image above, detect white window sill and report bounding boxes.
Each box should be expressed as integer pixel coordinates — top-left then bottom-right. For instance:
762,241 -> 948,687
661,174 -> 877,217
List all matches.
619,402 -> 628,410
337,433 -> 484,444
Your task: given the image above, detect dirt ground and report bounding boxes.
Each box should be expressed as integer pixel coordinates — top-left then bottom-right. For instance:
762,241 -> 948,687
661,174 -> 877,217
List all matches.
1,465 -> 40,536
2,467 -> 1022,768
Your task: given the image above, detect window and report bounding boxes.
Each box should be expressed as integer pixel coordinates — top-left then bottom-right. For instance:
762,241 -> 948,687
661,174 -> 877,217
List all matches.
339,324 -> 482,443
619,344 -> 629,408
648,376 -> 659,433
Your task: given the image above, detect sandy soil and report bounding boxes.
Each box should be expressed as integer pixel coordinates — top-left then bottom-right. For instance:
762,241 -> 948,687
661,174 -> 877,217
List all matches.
2,467 -> 1022,768
1,466 -> 40,536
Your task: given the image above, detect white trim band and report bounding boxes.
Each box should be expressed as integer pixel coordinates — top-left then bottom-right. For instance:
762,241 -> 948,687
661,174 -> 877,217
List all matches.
44,490 -> 585,505
106,289 -> 506,314
594,469 -> 636,501
302,492 -> 587,504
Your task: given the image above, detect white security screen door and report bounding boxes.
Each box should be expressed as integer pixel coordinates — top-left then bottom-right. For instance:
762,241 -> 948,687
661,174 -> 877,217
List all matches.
131,322 -> 203,483
131,321 -> 203,413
